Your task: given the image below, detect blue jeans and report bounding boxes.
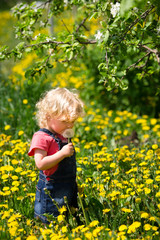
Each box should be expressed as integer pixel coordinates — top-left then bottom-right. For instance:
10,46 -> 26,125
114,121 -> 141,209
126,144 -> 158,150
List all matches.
34,172 -> 78,223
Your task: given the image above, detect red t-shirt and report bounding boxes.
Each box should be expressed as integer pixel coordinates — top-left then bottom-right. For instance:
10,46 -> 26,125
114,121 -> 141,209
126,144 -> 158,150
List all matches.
28,131 -> 67,176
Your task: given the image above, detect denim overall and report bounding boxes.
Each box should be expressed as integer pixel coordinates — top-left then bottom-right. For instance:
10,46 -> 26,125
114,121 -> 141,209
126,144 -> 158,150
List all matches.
34,128 -> 78,224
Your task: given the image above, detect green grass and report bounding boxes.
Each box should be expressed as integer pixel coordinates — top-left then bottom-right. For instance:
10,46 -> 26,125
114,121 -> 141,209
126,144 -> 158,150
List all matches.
1,105 -> 160,239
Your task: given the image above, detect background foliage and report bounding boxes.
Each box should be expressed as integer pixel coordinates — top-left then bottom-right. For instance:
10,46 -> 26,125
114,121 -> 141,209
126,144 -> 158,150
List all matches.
0,0 -> 160,121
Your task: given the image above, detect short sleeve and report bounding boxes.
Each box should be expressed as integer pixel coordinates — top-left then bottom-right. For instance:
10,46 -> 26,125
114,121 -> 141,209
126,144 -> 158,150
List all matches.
28,132 -> 54,156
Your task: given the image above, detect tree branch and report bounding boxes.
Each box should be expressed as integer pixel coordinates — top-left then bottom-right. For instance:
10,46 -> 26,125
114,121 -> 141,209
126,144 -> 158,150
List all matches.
76,17 -> 88,32
76,39 -> 97,44
139,44 -> 160,64
105,50 -> 109,69
127,52 -> 150,70
114,5 -> 155,46
120,52 -> 151,80
27,40 -> 69,47
61,19 -> 71,34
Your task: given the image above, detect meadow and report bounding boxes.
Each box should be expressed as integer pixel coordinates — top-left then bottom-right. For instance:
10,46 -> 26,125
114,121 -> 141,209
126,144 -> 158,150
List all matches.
1,10 -> 160,240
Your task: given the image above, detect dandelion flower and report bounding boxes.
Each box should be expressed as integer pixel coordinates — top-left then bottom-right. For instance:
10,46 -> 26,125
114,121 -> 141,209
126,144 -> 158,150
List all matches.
57,214 -> 64,222
119,225 -> 127,232
89,220 -> 99,227
59,206 -> 67,214
103,208 -> 111,214
152,144 -> 158,150
23,99 -> 28,104
144,224 -> 152,231
26,235 -> 37,240
18,130 -> 24,136
4,125 -> 11,130
141,212 -> 149,219
61,226 -> 68,233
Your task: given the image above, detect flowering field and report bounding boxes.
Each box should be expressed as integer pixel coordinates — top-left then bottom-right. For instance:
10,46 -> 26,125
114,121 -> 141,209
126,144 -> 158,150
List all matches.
1,106 -> 160,239
1,10 -> 160,240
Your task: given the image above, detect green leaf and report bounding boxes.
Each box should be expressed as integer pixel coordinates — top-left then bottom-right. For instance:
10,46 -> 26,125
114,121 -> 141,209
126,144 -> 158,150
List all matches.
16,42 -> 25,49
0,54 -> 5,60
89,12 -> 98,21
60,44 -> 70,48
68,50 -> 73,60
101,21 -> 107,28
116,78 -> 128,90
120,0 -> 135,16
103,30 -> 109,42
98,63 -> 107,71
25,47 -> 32,53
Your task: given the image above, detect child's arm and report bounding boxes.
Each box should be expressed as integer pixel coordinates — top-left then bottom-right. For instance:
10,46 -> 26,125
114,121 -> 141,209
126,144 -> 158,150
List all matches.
34,143 -> 74,170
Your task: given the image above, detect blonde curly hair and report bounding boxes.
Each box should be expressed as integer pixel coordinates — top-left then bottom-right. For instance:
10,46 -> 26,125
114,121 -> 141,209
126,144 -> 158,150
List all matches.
35,88 -> 84,128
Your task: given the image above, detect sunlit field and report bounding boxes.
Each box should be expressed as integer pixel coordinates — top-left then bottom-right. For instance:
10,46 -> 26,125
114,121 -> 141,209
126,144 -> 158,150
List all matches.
1,10 -> 160,240
1,107 -> 160,239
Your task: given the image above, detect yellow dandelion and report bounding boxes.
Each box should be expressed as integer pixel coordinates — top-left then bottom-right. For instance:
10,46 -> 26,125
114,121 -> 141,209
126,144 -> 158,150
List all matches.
12,181 -> 20,187
141,212 -> 149,218
92,226 -> 103,237
155,175 -> 160,182
156,192 -> 160,197
144,187 -> 151,195
110,162 -> 116,168
103,208 -> 111,214
26,235 -> 37,240
2,174 -> 9,180
10,185 -> 19,191
61,226 -> 68,233
127,221 -> 141,234
152,226 -> 158,231
84,126 -> 90,131
142,125 -> 150,131
59,205 -> 67,214
145,179 -> 153,184
84,232 -> 92,240
144,224 -> 152,231
121,208 -> 132,213
4,125 -> 11,130
149,216 -> 156,221
57,214 -> 64,222
150,118 -> 157,125
18,130 -> 24,136
11,160 -> 19,165
89,220 -> 99,227
152,144 -> 158,150
23,99 -> 28,104
135,198 -> 141,203
3,187 -> 10,191
114,117 -> 121,123
119,225 -> 127,232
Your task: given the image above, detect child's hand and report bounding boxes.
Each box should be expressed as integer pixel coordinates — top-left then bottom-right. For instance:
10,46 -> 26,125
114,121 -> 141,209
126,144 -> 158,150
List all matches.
61,143 -> 74,157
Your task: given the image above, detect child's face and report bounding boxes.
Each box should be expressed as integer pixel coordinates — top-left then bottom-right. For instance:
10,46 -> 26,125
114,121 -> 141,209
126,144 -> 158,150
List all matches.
47,117 -> 75,135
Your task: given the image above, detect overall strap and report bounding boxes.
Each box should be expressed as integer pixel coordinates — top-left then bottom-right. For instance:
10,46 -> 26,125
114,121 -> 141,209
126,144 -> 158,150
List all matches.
38,128 -> 62,146
39,128 -> 61,141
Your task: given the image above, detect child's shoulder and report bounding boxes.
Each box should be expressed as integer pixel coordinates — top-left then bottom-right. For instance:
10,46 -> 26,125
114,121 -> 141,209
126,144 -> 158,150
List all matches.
33,130 -> 55,141
32,130 -> 68,143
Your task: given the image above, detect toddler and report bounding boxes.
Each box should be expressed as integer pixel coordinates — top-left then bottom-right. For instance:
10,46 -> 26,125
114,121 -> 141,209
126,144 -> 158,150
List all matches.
28,88 -> 84,224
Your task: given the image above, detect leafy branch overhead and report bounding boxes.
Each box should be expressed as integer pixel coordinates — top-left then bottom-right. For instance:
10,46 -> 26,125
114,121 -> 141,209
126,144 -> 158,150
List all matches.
0,0 -> 160,90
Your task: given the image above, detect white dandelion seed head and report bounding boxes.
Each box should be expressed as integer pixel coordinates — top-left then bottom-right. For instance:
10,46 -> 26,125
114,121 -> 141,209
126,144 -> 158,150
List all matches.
62,129 -> 74,139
